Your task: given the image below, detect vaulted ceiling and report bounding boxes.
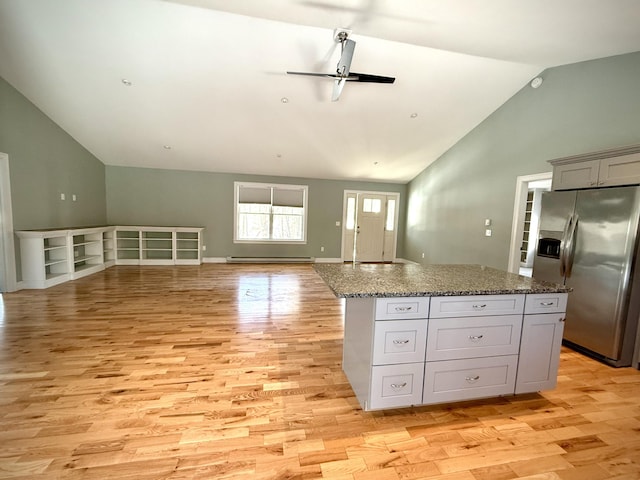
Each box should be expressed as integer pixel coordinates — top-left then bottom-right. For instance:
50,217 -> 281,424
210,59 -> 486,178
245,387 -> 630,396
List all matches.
1,0 -> 639,182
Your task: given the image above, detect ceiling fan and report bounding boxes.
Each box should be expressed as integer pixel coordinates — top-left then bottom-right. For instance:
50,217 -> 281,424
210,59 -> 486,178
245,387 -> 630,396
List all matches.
287,29 -> 395,101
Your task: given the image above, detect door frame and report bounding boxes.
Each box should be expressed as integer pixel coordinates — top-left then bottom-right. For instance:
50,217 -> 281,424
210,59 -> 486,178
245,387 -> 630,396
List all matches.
341,190 -> 400,262
507,172 -> 552,274
0,152 -> 17,292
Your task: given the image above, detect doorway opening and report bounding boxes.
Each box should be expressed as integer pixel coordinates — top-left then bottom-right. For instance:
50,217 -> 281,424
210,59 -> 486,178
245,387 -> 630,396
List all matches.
0,152 -> 17,292
508,172 -> 552,277
341,190 -> 400,263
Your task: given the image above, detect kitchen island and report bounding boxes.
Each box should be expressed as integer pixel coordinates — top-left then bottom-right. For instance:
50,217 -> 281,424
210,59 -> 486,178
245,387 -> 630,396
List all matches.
314,263 -> 570,411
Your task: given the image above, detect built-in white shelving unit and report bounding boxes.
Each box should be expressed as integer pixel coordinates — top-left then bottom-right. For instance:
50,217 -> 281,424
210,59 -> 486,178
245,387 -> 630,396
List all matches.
102,228 -> 116,267
115,229 -> 141,264
175,230 -> 201,264
70,228 -> 105,280
17,226 -> 204,289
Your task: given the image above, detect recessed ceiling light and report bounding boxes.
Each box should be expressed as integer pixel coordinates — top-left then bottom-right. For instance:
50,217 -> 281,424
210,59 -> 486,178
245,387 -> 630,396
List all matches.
121,78 -> 132,86
373,161 -> 379,165
281,97 -> 289,103
276,153 -> 282,158
163,145 -> 172,150
410,113 -> 418,118
530,77 -> 543,89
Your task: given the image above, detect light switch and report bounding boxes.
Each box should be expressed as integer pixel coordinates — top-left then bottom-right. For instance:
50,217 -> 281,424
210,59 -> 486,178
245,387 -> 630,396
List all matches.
335,221 -> 341,227
485,229 -> 492,237
60,193 -> 65,200
485,218 -> 491,226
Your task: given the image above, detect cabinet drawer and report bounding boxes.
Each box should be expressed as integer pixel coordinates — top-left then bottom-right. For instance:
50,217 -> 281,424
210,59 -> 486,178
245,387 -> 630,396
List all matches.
423,355 -> 518,404
375,297 -> 430,320
425,315 -> 522,361
373,319 -> 427,365
370,363 -> 424,410
430,295 -> 524,318
524,293 -> 568,314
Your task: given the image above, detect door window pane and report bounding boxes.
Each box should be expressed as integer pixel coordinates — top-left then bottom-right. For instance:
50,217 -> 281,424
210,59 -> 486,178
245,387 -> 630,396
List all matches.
346,197 -> 356,230
385,199 -> 396,231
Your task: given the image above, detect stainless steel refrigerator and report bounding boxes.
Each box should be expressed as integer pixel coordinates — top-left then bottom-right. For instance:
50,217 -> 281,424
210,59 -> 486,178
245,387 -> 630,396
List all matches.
532,186 -> 640,367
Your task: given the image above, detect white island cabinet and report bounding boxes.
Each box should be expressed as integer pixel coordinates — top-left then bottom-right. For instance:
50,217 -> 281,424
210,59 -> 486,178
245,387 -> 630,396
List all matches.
315,263 -> 569,412
344,292 -> 567,411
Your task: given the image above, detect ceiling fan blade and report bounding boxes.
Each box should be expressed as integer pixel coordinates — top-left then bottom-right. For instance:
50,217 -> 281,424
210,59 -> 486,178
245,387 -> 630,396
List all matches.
287,71 -> 338,79
337,39 -> 355,76
348,72 -> 395,83
332,78 -> 346,102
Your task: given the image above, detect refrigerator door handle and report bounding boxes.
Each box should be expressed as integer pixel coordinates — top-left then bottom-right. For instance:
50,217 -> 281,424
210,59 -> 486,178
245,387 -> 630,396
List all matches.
559,215 -> 572,277
564,214 -> 579,277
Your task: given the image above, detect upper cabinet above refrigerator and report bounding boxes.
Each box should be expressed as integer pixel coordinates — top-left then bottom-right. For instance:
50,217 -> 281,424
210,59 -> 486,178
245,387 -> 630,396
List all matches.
550,146 -> 640,190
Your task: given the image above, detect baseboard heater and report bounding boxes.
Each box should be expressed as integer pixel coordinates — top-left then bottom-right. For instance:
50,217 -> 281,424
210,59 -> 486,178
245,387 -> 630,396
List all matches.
226,256 -> 315,264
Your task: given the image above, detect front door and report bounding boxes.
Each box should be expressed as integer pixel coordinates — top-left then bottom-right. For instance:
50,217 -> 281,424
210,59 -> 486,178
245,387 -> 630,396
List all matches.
343,191 -> 398,262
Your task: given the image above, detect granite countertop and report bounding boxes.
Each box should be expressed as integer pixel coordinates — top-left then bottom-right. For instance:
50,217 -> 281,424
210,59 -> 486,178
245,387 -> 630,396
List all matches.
314,263 -> 570,298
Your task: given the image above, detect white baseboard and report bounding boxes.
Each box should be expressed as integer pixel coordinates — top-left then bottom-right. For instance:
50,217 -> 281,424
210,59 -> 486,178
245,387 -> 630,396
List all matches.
314,257 -> 342,263
202,257 -> 227,263
395,257 -> 418,264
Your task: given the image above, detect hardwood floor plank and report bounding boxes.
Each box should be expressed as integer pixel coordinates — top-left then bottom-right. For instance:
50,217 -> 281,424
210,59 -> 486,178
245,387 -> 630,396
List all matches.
0,264 -> 639,479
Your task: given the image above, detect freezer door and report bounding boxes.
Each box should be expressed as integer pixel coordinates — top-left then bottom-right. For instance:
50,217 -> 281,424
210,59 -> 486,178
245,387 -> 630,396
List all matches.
532,191 -> 576,285
564,186 -> 640,360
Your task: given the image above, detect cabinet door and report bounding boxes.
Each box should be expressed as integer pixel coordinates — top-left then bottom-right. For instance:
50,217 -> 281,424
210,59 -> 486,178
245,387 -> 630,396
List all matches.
426,314 -> 522,361
369,362 -> 424,410
524,293 -> 568,314
430,295 -> 524,318
515,313 -> 565,394
598,152 -> 640,187
423,355 -> 518,404
375,297 -> 430,320
552,160 -> 600,190
373,319 -> 427,365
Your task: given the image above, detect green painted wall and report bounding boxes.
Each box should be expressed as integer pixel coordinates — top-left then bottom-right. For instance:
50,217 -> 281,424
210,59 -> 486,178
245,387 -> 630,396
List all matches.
0,77 -> 107,230
405,52 -> 640,269
106,166 -> 407,259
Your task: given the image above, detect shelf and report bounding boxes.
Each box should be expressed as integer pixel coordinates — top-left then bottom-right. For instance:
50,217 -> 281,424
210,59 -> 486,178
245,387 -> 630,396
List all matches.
44,245 -> 67,252
45,272 -> 67,281
17,226 -> 203,289
74,255 -> 101,264
45,258 -> 67,267
74,263 -> 101,272
74,241 -> 100,247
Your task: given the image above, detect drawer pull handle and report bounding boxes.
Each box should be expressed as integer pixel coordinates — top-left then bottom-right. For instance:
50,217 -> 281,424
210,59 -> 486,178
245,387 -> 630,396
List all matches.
472,304 -> 487,309
468,335 -> 484,342
393,339 -> 410,345
394,306 -> 413,312
390,382 -> 407,390
540,301 -> 555,306
465,375 -> 480,383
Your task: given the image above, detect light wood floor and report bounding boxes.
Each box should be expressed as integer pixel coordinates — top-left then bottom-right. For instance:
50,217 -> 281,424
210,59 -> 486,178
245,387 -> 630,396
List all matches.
1,264 -> 639,479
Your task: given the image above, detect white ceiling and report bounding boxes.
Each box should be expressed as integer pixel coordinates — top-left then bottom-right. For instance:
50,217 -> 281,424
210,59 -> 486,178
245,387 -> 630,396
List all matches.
1,1 -> 639,183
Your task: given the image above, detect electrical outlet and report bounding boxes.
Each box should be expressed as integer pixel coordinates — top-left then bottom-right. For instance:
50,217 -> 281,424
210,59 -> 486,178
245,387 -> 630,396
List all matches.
202,245 -> 206,251
485,229 -> 492,237
421,252 -> 425,258
320,246 -> 325,252
60,193 -> 65,200
72,194 -> 77,202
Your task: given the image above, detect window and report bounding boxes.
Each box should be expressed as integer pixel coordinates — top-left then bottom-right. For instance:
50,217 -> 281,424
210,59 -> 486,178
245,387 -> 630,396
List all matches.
345,197 -> 356,230
385,198 -> 396,231
234,182 -> 308,243
363,197 -> 381,213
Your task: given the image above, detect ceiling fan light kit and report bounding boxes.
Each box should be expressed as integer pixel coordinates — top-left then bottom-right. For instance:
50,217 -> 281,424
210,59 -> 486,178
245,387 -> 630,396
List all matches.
287,29 -> 395,101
